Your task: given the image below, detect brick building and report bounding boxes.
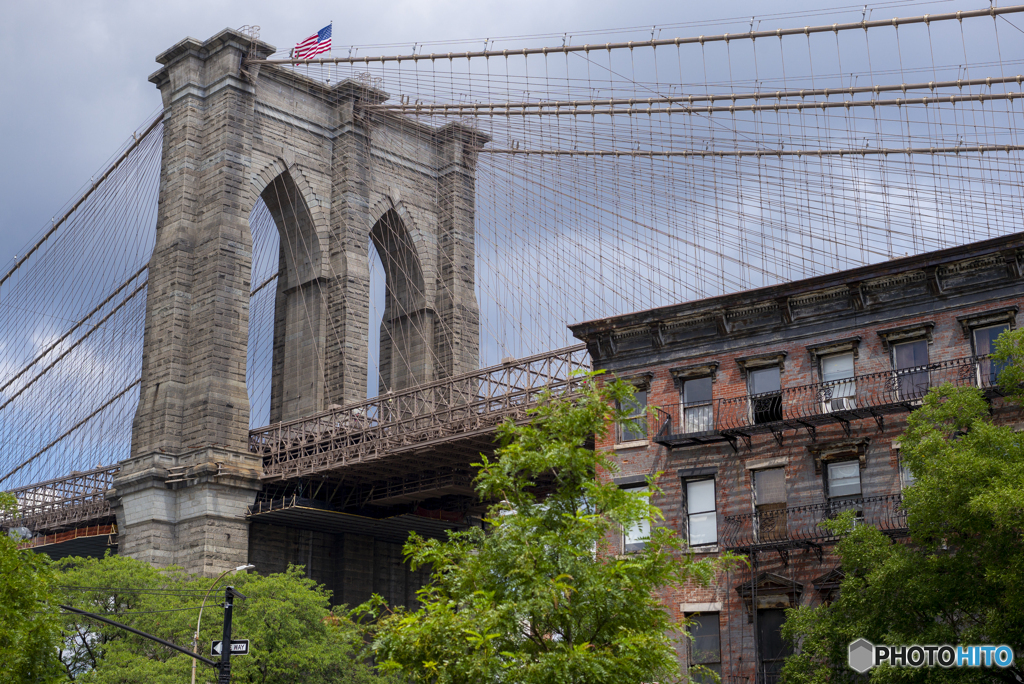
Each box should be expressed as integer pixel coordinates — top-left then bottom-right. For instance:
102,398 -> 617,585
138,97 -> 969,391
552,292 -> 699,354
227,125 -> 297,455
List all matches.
569,232 -> 1024,683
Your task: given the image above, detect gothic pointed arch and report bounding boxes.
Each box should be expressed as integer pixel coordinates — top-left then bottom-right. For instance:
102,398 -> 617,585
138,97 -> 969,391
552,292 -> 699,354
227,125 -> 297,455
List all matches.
369,206 -> 432,393
257,169 -> 330,422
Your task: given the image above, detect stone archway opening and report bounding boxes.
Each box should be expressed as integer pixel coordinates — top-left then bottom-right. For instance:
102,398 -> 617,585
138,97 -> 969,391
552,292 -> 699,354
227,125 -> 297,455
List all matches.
246,197 -> 282,429
366,240 -> 386,399
257,171 -> 329,425
369,209 -> 431,394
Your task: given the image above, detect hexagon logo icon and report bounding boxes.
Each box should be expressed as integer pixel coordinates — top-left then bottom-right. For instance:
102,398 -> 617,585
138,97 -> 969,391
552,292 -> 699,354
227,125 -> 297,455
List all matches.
849,639 -> 875,673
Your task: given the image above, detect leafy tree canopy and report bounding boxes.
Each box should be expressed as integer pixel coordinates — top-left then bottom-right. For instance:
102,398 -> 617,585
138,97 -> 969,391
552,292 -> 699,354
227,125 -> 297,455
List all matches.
0,492 -> 64,683
782,329 -> 1024,684
368,376 -> 738,684
8,552 -> 396,684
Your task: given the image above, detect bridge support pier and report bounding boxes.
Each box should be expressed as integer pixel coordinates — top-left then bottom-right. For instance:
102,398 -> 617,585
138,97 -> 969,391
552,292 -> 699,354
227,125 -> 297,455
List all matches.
117,27 -> 485,576
109,448 -> 260,573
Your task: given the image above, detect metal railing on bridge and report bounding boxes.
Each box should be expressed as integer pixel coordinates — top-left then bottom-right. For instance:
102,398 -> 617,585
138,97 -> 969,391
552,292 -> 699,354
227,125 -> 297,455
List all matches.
720,493 -> 909,558
655,354 -> 1001,448
253,345 -> 591,481
0,464 -> 118,534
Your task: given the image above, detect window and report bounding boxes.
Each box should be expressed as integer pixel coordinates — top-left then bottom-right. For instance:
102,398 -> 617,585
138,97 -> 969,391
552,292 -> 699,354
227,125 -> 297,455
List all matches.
826,460 -> 861,498
749,366 -> 782,424
973,323 -> 1010,387
682,377 -> 714,433
686,479 -> 717,546
820,352 -> 856,411
686,613 -> 721,683
900,459 -> 917,489
892,339 -> 930,400
753,467 -> 787,542
617,389 -> 647,442
896,445 -> 917,489
622,485 -> 650,551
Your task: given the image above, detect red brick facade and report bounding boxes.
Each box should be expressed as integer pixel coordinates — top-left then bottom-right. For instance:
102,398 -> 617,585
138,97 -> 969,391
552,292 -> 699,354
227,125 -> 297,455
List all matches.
570,232 -> 1024,683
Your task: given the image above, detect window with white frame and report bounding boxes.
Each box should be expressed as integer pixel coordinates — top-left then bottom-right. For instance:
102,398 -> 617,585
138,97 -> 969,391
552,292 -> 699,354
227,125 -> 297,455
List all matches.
682,377 -> 714,433
685,478 -> 717,546
686,613 -> 722,683
973,323 -> 1010,387
621,485 -> 650,551
895,445 -> 917,489
820,352 -> 856,411
617,388 -> 648,442
826,460 -> 862,498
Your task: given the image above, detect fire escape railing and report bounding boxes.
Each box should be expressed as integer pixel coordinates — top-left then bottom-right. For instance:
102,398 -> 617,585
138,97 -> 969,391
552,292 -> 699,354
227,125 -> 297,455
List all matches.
655,354 -> 1001,448
0,464 -> 119,533
719,493 -> 909,560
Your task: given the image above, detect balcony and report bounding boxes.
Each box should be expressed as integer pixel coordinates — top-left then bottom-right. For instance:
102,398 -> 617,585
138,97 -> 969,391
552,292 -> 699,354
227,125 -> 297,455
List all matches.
720,493 -> 908,562
655,354 -> 999,449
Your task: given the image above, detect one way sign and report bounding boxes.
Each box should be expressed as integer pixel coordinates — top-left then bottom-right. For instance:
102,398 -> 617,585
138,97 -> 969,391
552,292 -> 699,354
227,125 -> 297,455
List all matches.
211,639 -> 250,656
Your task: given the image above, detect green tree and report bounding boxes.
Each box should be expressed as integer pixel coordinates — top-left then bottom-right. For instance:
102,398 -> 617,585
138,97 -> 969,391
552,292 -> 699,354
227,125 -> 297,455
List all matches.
54,554 -> 394,684
0,492 -> 64,683
781,329 -> 1024,683
368,377 -> 735,684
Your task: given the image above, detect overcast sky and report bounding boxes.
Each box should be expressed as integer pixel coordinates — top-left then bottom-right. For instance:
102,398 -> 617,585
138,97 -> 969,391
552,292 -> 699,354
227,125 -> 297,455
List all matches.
1,0 -> 989,270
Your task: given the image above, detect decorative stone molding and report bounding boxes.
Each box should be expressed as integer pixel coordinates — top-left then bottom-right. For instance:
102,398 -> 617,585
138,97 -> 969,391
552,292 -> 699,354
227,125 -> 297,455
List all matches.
806,336 -> 862,363
614,371 -> 654,389
808,438 -> 870,473
735,351 -> 788,376
649,323 -> 667,350
777,296 -> 794,325
736,572 -> 803,618
745,456 -> 788,470
877,321 -> 935,349
670,361 -> 720,387
847,282 -> 867,311
1003,249 -> 1023,279
956,305 -> 1019,337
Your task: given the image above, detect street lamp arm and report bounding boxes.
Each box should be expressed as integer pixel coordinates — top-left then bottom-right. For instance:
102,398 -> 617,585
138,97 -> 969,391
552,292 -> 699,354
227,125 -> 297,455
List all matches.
60,604 -> 221,669
192,564 -> 255,684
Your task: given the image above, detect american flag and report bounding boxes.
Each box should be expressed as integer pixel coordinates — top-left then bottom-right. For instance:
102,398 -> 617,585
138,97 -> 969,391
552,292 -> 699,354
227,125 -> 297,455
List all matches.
292,24 -> 332,60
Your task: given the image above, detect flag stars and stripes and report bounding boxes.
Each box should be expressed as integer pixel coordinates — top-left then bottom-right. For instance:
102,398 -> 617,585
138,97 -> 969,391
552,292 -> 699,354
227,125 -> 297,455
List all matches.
292,24 -> 332,60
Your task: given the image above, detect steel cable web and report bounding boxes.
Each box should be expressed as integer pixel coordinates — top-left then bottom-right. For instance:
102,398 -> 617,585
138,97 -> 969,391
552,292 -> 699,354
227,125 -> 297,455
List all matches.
2,4 -> 1024,496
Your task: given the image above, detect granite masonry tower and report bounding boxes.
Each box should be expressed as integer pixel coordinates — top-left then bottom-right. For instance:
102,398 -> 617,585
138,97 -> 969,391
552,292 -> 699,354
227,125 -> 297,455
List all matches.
110,29 -> 484,575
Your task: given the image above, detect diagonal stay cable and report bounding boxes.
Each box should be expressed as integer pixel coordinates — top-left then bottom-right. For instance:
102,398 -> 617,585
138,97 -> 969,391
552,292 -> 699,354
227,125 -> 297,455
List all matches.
0,380 -> 141,486
0,116 -> 161,293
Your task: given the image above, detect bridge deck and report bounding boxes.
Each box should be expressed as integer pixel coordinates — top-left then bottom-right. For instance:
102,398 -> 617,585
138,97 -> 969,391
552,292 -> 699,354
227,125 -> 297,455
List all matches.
252,345 -> 590,483
1,464 -> 118,534
2,346 -> 591,534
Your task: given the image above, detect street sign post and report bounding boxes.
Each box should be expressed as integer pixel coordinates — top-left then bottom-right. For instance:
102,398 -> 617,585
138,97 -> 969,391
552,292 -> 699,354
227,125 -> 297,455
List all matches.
217,587 -> 247,684
211,639 -> 250,657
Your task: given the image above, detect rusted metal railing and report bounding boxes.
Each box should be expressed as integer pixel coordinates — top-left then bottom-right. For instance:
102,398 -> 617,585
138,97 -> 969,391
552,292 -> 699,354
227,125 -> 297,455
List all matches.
720,493 -> 908,554
0,464 -> 119,533
253,345 -> 591,481
655,355 -> 998,448
3,347 -> 590,529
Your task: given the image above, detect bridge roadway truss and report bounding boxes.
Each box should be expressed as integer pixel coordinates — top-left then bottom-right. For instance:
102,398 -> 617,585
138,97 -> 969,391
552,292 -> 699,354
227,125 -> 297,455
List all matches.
1,465 -> 118,535
1,345 -> 591,541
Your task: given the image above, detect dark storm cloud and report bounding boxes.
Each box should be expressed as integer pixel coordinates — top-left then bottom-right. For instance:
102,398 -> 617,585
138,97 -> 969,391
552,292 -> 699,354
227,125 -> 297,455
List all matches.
0,0 -> 971,267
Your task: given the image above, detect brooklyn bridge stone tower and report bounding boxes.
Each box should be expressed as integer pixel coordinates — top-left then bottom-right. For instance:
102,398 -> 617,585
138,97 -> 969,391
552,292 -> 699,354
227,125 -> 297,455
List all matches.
110,29 -> 485,575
